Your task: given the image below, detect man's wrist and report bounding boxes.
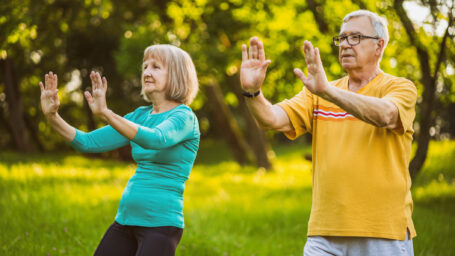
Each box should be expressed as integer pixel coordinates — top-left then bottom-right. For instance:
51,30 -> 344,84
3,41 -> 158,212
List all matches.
316,82 -> 333,101
242,90 -> 261,98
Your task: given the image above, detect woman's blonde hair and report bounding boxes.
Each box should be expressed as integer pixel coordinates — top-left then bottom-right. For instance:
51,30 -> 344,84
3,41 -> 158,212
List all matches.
141,44 -> 199,105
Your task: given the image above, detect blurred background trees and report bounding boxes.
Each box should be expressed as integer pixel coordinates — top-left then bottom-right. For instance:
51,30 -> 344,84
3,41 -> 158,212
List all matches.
1,0 -> 454,178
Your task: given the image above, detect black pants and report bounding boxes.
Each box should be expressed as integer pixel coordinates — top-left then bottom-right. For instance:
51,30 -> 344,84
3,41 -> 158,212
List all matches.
94,221 -> 183,256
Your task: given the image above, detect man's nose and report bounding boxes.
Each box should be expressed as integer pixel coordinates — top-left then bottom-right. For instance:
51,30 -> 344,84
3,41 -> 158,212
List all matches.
339,38 -> 351,48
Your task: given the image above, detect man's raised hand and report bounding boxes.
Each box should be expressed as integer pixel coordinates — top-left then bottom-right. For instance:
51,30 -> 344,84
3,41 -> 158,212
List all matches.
240,37 -> 271,93
294,41 -> 330,97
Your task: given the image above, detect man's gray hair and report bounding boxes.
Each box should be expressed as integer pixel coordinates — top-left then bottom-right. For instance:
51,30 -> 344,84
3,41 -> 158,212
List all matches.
343,10 -> 389,48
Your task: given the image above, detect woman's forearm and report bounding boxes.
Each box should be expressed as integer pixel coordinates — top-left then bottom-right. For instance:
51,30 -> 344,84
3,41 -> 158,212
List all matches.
100,109 -> 139,140
45,113 -> 77,142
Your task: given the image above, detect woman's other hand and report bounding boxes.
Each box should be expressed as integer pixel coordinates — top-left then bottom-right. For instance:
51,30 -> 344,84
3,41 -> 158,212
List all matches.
85,71 -> 109,117
39,72 -> 60,117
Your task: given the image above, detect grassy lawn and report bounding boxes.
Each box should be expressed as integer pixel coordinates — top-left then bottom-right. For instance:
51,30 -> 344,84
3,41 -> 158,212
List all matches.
0,140 -> 454,255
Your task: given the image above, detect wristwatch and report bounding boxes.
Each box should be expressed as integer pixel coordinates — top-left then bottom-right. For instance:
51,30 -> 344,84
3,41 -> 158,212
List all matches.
241,90 -> 261,98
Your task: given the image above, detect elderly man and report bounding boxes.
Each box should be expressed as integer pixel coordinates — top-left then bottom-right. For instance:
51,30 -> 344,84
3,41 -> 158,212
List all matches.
240,10 -> 417,255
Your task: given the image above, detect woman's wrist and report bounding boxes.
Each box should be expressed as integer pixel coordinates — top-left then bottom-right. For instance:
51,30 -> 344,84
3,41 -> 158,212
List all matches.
99,108 -> 113,122
45,112 -> 58,121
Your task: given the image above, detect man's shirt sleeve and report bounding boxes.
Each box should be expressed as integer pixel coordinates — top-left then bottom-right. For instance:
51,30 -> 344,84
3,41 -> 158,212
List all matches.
382,79 -> 417,135
276,87 -> 314,140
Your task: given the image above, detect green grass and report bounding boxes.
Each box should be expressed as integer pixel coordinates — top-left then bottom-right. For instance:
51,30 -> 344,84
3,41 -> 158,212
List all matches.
1,140 -> 454,255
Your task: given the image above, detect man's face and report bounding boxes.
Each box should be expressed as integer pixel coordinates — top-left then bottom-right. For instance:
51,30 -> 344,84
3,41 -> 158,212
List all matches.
338,16 -> 381,71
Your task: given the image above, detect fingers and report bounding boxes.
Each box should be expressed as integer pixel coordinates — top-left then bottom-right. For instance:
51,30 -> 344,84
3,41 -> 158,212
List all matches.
242,44 -> 248,61
53,73 -> 58,90
45,74 -> 49,89
252,40 -> 258,59
90,71 -> 97,89
294,68 -> 309,84
102,76 -> 108,90
84,91 -> 94,104
261,60 -> 271,71
39,82 -> 44,93
96,73 -> 102,89
248,37 -> 256,59
90,71 -> 104,90
249,36 -> 263,59
52,89 -> 59,103
49,71 -> 56,90
246,36 -> 266,61
49,72 -> 53,89
294,68 -> 305,79
44,72 -> 58,90
314,47 -> 323,67
258,41 -> 266,62
303,41 -> 315,65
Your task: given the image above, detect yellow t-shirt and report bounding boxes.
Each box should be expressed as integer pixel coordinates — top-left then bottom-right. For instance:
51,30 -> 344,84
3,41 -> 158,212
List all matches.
278,72 -> 417,240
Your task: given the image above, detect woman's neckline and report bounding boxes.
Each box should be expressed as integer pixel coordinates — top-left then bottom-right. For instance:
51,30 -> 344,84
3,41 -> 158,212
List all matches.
149,104 -> 184,116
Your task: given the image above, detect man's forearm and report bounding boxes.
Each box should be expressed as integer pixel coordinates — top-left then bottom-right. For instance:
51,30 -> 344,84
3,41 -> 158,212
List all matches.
321,86 -> 399,129
246,93 -> 275,128
245,92 -> 292,132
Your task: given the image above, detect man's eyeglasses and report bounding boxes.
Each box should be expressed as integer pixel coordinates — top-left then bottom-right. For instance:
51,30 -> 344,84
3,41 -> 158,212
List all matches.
333,34 -> 380,46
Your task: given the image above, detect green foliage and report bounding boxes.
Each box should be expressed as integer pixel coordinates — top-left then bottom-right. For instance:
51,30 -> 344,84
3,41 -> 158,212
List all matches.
1,0 -> 454,150
1,140 -> 454,255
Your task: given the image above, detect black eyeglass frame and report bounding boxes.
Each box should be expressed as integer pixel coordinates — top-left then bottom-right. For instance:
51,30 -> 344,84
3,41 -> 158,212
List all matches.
333,34 -> 380,46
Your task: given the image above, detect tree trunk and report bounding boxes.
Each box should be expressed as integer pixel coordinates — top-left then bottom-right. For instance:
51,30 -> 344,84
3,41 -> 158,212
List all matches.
24,113 -> 44,151
227,74 -> 273,170
204,82 -> 252,165
306,0 -> 339,57
394,0 -> 452,179
0,58 -> 33,152
351,0 -> 367,10
0,106 -> 14,148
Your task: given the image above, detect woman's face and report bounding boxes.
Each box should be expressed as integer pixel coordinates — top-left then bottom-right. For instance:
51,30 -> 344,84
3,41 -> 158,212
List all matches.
142,57 -> 168,95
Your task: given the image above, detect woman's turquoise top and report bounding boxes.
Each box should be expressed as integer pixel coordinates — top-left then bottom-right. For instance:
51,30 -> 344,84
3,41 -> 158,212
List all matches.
69,104 -> 200,228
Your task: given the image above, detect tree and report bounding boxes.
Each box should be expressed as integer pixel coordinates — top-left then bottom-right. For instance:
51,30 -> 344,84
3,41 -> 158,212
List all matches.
394,0 -> 454,179
1,0 -> 454,177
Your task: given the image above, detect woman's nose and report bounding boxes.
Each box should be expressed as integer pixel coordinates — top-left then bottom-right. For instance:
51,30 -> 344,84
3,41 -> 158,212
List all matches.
144,67 -> 152,75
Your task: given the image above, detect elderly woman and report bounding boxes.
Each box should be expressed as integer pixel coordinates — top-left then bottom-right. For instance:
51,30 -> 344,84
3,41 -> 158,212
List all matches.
39,45 -> 200,256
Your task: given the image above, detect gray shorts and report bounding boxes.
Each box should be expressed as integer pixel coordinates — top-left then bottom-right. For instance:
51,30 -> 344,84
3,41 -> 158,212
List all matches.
303,231 -> 413,256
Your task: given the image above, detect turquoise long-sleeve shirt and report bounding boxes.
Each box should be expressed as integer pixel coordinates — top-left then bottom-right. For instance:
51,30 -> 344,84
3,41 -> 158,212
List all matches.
69,104 -> 200,228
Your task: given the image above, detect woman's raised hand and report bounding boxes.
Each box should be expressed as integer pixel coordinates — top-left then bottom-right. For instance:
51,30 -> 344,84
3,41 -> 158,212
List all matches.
240,37 -> 271,93
39,72 -> 60,117
85,71 -> 109,116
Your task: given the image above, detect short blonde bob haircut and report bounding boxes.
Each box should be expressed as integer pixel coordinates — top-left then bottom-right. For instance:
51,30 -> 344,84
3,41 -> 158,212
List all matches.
141,44 -> 199,105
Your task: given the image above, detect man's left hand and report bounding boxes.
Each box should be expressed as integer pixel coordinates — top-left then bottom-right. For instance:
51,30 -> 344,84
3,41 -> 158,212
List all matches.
294,41 -> 330,97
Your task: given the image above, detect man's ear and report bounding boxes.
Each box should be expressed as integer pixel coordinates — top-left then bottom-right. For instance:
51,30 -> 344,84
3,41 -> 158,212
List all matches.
376,38 -> 385,56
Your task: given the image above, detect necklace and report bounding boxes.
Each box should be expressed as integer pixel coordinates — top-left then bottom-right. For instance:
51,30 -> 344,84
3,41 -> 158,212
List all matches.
348,69 -> 381,91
